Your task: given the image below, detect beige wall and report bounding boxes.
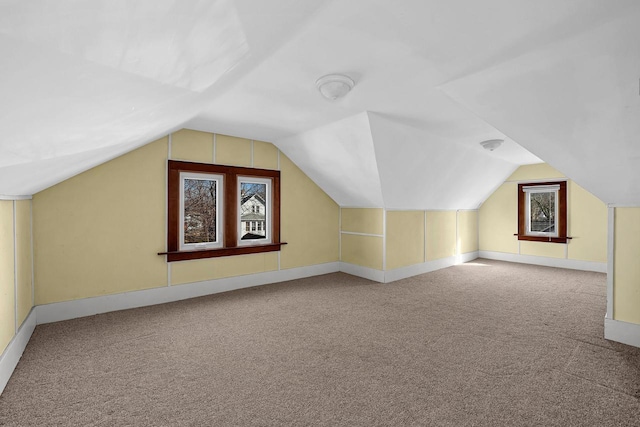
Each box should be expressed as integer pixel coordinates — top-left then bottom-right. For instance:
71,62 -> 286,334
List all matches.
567,181 -> 607,262
216,134 -> 252,167
0,201 -> 16,354
280,154 -> 339,269
340,208 -> 478,272
458,211 -> 479,255
479,182 -> 519,254
33,130 -> 339,304
426,211 -> 457,261
0,199 -> 33,355
33,140 -> 168,304
386,211 -> 424,270
341,208 -> 383,235
15,200 -> 33,325
613,208 -> 640,324
506,163 -> 565,181
170,129 -> 213,163
341,234 -> 384,270
479,164 -> 607,263
171,253 -> 279,286
340,208 -> 384,270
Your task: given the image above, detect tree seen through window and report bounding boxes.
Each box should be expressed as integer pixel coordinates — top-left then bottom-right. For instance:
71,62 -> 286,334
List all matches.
530,191 -> 555,233
184,178 -> 217,244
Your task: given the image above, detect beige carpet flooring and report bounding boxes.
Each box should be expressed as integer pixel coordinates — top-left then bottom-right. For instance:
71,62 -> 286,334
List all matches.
1,259 -> 639,426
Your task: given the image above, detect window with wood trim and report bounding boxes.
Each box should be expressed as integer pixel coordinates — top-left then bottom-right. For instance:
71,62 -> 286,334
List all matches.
238,177 -> 270,245
180,172 -> 223,251
517,181 -> 567,243
162,160 -> 283,262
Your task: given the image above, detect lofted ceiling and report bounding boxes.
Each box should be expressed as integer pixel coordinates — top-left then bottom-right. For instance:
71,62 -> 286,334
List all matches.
1,0 -> 638,208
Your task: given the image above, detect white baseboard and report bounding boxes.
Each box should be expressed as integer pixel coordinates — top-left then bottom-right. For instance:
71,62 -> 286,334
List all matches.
339,262 -> 385,283
478,250 -> 606,273
36,262 -> 340,325
340,252 -> 479,284
0,309 -> 36,395
604,317 -> 640,348
458,251 -> 480,264
384,251 -> 479,283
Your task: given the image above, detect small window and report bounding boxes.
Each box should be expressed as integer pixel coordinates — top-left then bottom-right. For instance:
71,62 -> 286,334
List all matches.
179,172 -> 223,250
239,177 -> 271,245
518,181 -> 567,243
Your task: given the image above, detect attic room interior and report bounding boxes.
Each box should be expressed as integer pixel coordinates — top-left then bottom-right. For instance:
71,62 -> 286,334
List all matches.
1,0 -> 640,425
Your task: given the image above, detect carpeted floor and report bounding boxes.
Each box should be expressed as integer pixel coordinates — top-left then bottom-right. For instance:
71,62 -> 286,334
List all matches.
1,259 -> 639,426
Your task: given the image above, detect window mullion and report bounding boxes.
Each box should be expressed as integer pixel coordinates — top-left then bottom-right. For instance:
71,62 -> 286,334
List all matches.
224,173 -> 237,248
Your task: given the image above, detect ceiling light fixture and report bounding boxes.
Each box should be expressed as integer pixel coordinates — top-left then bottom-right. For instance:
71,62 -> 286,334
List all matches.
480,139 -> 503,151
316,74 -> 355,100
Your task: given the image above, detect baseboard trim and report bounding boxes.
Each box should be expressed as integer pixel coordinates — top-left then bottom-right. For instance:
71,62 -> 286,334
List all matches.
604,317 -> 640,348
0,309 -> 36,395
339,262 -> 385,283
36,262 -> 340,325
384,251 -> 479,283
478,250 -> 606,273
458,251 -> 480,264
340,252 -> 479,284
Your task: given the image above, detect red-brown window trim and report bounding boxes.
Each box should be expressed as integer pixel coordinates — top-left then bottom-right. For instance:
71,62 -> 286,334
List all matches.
160,160 -> 283,262
517,181 -> 567,244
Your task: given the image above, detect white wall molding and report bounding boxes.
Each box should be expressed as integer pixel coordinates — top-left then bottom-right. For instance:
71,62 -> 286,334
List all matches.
340,231 -> 384,237
479,250 -> 606,273
0,309 -> 36,395
604,317 -> 640,348
13,201 -> 18,334
36,262 -> 340,325
384,252 -> 479,283
0,195 -> 32,200
607,207 -> 614,318
504,178 -> 566,185
339,262 -> 385,283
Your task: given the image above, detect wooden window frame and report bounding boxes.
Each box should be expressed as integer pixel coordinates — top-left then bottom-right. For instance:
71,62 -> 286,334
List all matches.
517,181 -> 567,244
161,160 -> 284,262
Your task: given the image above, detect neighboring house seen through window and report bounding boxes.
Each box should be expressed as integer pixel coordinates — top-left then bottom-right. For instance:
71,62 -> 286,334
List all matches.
239,177 -> 271,245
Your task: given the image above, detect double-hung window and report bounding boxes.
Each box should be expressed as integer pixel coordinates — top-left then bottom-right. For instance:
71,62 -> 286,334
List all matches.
163,160 -> 283,262
517,181 -> 567,243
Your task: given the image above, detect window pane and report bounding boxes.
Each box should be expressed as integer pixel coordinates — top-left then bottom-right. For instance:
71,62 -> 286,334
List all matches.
530,192 -> 555,233
240,182 -> 267,241
184,178 -> 217,244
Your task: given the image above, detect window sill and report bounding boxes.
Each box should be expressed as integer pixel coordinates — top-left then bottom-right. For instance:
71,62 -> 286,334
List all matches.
159,242 -> 287,262
515,234 -> 570,244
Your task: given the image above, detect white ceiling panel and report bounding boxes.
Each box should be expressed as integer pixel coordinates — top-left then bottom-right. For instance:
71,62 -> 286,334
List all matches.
277,112 -> 383,207
368,113 -> 517,210
1,0 -> 637,209
440,8 -> 640,205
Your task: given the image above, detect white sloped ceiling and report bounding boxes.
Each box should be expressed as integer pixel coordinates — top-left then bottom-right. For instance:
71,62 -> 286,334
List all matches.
277,112 -> 384,208
0,0 -> 328,195
367,113 -> 517,210
1,0 -> 638,209
439,7 -> 640,205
